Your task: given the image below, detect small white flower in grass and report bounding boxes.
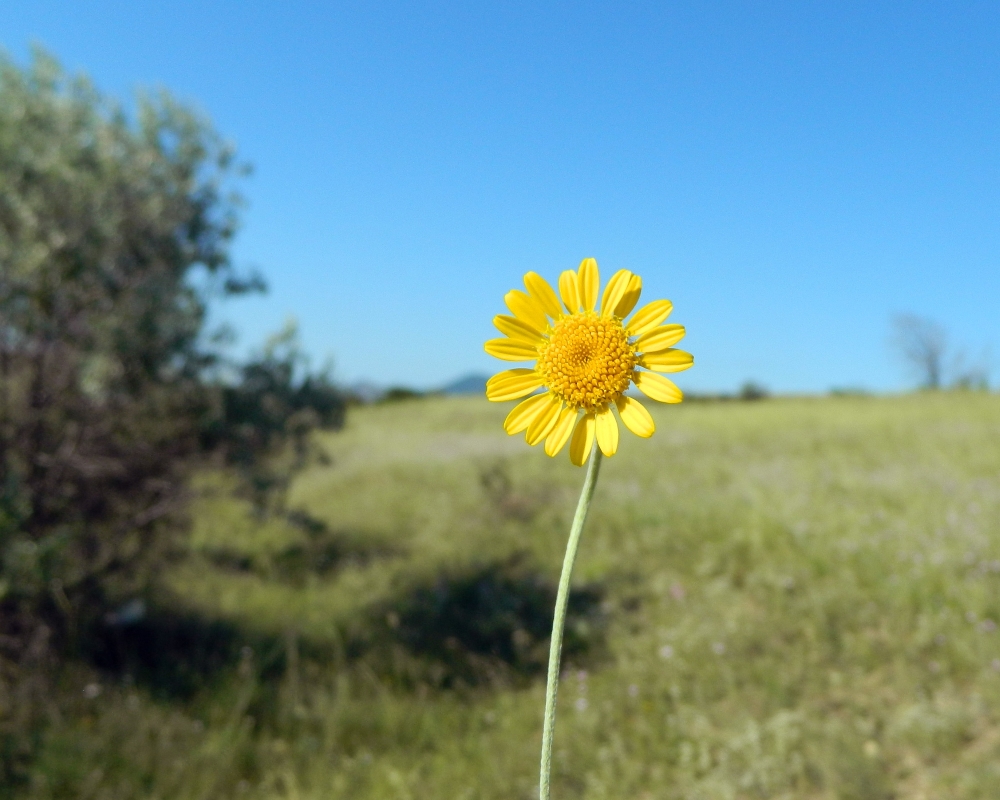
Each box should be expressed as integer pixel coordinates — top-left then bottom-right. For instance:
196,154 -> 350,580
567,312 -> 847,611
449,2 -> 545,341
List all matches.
628,684 -> 639,698
712,642 -> 726,656
980,619 -> 997,633
574,697 -> 588,712
659,644 -> 674,659
991,659 -> 1000,672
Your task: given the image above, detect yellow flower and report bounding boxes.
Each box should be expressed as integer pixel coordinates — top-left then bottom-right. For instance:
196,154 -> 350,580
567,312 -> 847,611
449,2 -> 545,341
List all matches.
485,258 -> 693,465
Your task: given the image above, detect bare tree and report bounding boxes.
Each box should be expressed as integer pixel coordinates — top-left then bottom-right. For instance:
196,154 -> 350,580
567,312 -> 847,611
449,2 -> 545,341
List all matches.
950,346 -> 992,391
891,314 -> 948,389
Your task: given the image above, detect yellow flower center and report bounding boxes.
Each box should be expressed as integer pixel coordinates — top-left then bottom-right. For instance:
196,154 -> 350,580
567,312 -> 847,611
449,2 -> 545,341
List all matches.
537,312 -> 637,411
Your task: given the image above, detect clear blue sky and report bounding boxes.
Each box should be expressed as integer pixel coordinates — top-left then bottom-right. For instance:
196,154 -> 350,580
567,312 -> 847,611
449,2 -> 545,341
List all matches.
4,2 -> 999,392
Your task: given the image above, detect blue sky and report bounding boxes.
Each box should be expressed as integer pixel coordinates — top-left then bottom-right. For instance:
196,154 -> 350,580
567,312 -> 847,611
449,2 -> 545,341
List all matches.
3,2 -> 999,392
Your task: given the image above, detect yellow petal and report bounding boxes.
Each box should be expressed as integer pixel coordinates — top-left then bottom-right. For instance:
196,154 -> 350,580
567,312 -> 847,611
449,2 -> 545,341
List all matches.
569,412 -> 596,466
484,338 -> 540,361
504,392 -> 552,434
626,299 -> 673,337
633,371 -> 683,403
494,314 -> 545,345
526,394 -> 562,445
615,395 -> 655,438
639,349 -> 694,373
486,369 -> 543,401
614,274 -> 642,318
524,272 -> 563,319
544,405 -> 577,456
595,406 -> 619,456
559,270 -> 581,313
505,290 -> 548,331
600,269 -> 632,317
636,324 -> 685,352
578,258 -> 599,312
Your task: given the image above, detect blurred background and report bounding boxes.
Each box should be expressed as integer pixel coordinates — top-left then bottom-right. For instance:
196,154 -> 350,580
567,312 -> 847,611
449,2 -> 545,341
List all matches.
1,3 -> 999,799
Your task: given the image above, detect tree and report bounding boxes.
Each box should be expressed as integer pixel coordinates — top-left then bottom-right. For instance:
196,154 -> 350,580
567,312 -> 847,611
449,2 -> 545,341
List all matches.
950,347 -> 992,391
0,48 -> 251,617
890,314 -> 948,390
202,320 -> 346,512
0,48 -> 346,783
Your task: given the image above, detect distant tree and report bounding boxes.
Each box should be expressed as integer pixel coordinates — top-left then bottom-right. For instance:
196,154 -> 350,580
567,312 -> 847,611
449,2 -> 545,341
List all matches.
890,314 -> 948,390
380,386 -> 425,403
739,381 -> 770,401
950,347 -> 992,391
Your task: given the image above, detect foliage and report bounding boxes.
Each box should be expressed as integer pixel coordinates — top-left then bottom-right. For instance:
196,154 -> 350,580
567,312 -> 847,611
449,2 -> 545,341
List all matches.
738,380 -> 770,401
378,387 -> 426,404
0,47 -> 249,784
0,48 -> 245,615
0,50 -> 345,787
202,321 -> 346,512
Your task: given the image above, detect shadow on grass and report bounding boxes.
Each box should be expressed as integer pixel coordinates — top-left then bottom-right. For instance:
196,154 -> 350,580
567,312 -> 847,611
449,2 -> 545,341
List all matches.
83,554 -> 607,699
83,606 -> 284,700
372,554 -> 607,688
202,509 -> 403,585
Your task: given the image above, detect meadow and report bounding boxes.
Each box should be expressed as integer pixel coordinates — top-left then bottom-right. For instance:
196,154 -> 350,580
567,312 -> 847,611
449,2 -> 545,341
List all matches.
26,391 -> 1000,800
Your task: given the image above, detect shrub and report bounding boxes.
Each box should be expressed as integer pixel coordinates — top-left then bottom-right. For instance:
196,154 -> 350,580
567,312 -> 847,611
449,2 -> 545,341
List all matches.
0,49 -> 343,785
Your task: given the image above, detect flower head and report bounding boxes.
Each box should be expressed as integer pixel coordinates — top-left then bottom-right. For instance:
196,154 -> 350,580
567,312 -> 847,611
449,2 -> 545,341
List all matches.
485,258 -> 693,465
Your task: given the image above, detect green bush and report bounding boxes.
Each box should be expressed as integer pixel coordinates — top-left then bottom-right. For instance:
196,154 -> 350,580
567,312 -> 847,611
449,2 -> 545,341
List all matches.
0,50 -> 344,787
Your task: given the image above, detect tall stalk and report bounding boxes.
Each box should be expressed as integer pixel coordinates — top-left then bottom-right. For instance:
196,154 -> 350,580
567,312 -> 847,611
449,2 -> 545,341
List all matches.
539,442 -> 603,800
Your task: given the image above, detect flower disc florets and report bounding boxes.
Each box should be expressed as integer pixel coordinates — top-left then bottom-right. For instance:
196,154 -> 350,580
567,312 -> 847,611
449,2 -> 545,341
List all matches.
484,258 -> 693,465
537,312 -> 636,411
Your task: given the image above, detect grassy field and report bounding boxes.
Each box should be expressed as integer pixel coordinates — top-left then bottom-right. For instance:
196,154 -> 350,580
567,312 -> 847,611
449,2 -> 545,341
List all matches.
26,392 -> 1000,799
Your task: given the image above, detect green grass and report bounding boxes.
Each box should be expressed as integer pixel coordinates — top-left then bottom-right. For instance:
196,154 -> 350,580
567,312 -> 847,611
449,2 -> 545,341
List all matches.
26,392 -> 1000,799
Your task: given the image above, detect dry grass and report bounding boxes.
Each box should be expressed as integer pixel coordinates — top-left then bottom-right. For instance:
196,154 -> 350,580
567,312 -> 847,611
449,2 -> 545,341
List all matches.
21,392 -> 1000,799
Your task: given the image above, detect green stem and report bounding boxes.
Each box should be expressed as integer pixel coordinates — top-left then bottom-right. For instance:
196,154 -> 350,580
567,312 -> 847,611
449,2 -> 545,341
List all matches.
539,442 -> 603,800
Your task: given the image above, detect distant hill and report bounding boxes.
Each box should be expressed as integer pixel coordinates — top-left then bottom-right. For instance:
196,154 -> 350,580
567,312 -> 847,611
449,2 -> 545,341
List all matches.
342,373 -> 490,402
440,373 -> 489,395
